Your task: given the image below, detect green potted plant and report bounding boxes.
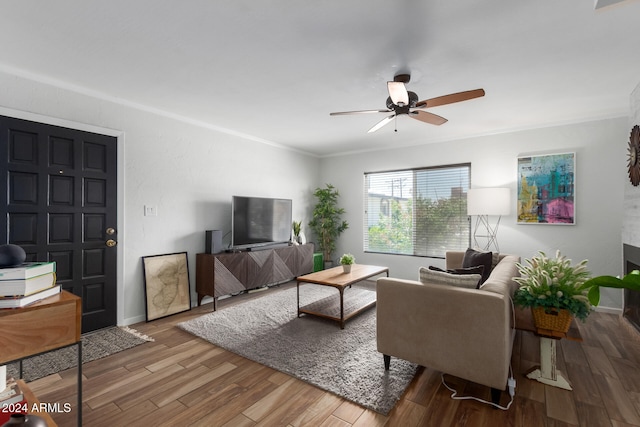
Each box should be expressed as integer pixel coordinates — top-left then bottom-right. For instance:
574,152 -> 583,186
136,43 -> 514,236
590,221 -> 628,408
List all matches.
292,220 -> 302,244
514,250 -> 640,331
514,251 -> 591,331
582,269 -> 640,307
308,184 -> 349,268
339,253 -> 355,273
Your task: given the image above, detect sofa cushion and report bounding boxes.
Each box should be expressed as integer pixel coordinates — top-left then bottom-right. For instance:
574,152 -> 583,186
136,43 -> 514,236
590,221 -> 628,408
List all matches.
462,248 -> 492,284
419,267 -> 482,289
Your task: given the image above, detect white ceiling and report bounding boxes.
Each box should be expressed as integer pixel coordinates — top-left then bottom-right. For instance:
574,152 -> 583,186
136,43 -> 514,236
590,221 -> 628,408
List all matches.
1,0 -> 639,157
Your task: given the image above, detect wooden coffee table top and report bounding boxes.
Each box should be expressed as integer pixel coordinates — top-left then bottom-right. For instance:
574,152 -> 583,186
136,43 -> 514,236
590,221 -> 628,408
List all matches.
297,264 -> 389,288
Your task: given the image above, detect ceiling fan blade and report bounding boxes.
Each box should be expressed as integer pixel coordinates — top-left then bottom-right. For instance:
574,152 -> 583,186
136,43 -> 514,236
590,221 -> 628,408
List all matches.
409,110 -> 448,126
368,114 -> 396,133
415,88 -> 485,109
330,109 -> 390,116
387,81 -> 409,106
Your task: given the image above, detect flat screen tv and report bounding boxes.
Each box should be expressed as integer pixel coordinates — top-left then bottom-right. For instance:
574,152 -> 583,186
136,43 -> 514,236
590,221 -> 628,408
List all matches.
231,196 -> 292,249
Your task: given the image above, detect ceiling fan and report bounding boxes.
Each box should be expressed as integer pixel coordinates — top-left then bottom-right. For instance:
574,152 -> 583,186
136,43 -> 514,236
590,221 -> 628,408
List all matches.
330,74 -> 485,133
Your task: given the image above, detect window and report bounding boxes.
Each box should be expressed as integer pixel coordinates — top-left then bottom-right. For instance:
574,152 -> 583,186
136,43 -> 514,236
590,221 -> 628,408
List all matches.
364,163 -> 471,258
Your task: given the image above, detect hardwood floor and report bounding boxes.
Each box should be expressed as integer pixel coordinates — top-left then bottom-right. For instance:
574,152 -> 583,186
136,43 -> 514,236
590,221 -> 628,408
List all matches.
28,283 -> 640,426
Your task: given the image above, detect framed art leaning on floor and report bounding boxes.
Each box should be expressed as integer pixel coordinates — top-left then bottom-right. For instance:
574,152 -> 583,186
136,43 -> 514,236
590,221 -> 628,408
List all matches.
142,252 -> 191,321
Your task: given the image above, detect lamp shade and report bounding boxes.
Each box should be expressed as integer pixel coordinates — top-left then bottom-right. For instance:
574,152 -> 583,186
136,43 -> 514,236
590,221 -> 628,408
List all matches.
467,188 -> 511,216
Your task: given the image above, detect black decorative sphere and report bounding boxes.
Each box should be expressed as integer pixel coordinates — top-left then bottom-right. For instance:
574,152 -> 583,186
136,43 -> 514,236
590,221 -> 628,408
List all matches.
0,244 -> 26,267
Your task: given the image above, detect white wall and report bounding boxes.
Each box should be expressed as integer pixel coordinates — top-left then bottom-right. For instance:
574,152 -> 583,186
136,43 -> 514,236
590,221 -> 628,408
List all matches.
320,117 -> 628,310
0,71 -> 320,325
0,68 -> 630,322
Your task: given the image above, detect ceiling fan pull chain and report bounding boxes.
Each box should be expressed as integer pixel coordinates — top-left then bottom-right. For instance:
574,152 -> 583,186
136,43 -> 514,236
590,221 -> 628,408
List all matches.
394,115 -> 398,132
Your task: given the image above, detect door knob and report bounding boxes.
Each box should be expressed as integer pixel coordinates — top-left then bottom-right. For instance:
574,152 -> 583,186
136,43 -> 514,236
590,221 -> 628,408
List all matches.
106,227 -> 116,235
106,239 -> 117,247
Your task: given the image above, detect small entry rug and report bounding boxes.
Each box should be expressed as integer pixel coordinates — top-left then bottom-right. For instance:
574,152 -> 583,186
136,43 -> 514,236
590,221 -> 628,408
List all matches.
177,284 -> 418,415
6,326 -> 154,382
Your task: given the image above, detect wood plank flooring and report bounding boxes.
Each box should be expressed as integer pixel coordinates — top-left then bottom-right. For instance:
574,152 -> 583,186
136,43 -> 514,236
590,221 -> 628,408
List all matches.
27,283 -> 640,426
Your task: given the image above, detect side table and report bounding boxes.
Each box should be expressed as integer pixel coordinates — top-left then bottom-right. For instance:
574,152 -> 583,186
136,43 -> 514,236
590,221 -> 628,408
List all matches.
17,380 -> 59,427
0,291 -> 82,426
515,307 -> 582,390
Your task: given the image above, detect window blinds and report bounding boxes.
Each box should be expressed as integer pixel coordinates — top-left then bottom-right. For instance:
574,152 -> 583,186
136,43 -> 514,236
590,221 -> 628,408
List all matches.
364,164 -> 470,258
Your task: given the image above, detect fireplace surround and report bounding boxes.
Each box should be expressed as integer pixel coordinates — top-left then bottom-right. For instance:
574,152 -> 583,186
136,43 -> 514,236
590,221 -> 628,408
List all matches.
623,244 -> 640,333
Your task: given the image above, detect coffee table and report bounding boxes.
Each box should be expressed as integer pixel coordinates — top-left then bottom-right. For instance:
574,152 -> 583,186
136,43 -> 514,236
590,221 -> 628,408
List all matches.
296,264 -> 389,329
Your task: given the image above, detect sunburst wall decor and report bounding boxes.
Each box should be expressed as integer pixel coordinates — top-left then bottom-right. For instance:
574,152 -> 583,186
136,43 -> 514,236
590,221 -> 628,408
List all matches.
628,125 -> 640,186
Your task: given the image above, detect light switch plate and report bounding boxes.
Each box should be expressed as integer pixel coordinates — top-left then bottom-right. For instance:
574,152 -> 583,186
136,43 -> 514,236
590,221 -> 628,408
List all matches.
144,205 -> 157,216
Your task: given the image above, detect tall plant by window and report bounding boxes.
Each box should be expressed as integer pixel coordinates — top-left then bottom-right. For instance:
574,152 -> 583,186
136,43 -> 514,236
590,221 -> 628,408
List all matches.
308,184 -> 349,265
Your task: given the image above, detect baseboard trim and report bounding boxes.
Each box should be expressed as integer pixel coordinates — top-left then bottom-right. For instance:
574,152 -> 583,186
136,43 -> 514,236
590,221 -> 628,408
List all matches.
594,305 -> 622,315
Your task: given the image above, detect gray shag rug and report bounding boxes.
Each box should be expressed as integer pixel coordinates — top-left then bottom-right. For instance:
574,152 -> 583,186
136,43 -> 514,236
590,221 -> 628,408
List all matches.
6,326 -> 154,382
177,283 -> 418,415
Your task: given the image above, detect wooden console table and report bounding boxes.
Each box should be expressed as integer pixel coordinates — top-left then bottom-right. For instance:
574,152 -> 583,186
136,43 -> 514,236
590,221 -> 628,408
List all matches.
515,307 -> 582,390
196,243 -> 314,309
0,291 -> 82,426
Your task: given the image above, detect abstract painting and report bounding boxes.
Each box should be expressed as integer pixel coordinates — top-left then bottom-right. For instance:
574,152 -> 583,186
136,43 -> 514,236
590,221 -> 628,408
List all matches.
142,252 -> 191,321
517,152 -> 575,224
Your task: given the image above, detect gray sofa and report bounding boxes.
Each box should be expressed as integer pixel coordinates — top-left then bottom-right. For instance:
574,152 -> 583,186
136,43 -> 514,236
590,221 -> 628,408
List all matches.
376,251 -> 520,399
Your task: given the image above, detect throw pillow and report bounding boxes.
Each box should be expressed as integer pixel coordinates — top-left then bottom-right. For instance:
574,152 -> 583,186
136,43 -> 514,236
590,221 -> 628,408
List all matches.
462,248 -> 492,284
419,267 -> 482,289
428,265 -> 485,288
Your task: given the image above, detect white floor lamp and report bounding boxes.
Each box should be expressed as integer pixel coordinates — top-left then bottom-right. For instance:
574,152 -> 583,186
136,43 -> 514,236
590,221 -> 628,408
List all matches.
467,188 -> 511,253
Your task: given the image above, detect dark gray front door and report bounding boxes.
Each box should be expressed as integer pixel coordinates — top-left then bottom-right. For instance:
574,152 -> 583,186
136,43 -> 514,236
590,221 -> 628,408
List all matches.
0,115 -> 118,332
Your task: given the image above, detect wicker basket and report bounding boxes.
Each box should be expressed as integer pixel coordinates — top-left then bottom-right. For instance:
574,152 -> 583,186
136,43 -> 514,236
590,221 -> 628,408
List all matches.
531,306 -> 572,333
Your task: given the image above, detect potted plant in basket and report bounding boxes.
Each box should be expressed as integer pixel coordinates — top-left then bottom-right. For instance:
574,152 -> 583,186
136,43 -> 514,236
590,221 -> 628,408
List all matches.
514,251 -> 591,332
514,250 -> 640,332
308,184 -> 349,268
339,253 -> 355,273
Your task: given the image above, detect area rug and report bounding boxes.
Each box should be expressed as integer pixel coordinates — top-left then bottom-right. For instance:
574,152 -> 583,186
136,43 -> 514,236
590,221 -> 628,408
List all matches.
6,326 -> 154,382
177,284 -> 418,415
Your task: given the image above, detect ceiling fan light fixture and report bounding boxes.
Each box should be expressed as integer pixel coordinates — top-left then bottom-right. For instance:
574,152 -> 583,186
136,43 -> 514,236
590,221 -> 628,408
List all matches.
387,81 -> 409,106
407,91 -> 418,107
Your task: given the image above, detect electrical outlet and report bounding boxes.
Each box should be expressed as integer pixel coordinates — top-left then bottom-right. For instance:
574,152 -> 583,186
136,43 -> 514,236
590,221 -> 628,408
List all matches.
508,377 -> 516,396
144,205 -> 157,217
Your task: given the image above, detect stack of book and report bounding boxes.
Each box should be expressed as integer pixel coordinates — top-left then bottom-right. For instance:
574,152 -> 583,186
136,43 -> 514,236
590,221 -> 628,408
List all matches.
0,262 -> 59,309
0,377 -> 27,423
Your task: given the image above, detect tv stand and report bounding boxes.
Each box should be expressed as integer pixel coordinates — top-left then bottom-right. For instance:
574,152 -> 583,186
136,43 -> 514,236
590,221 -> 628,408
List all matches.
246,242 -> 290,251
227,242 -> 292,252
196,243 -> 314,309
